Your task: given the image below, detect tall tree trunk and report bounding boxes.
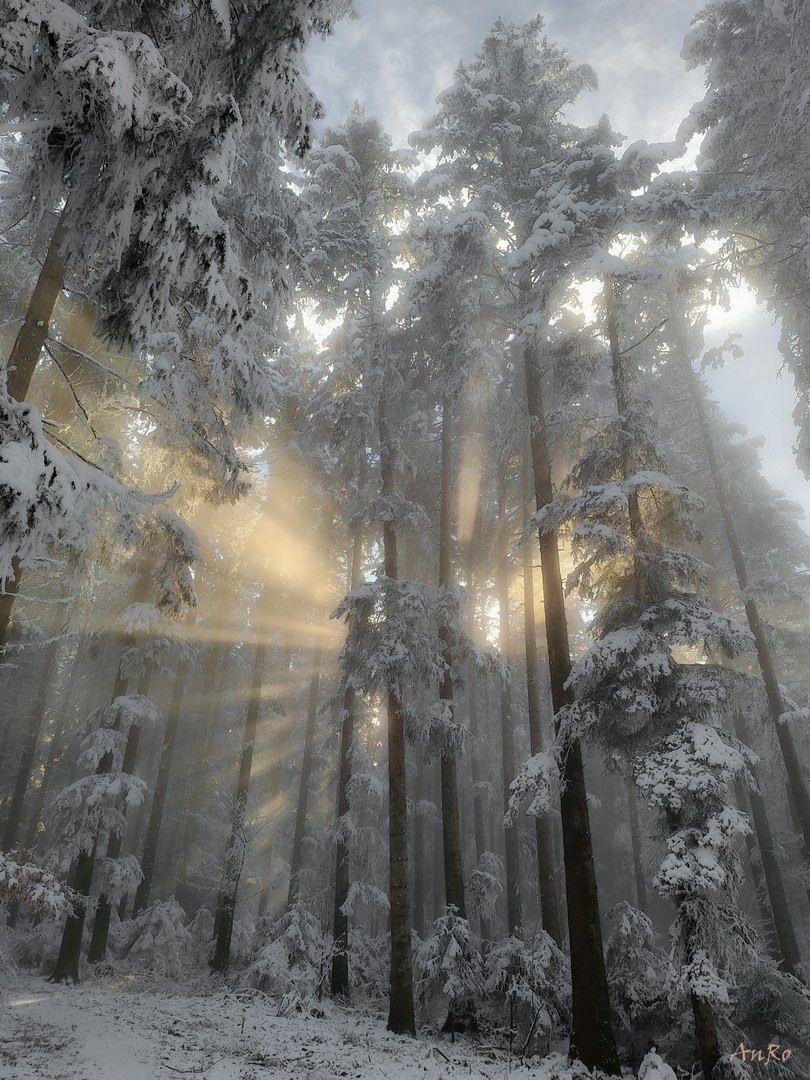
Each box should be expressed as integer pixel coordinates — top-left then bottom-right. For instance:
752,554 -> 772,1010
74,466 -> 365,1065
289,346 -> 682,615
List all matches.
379,385 -> 416,1036
437,397 -> 466,918
734,776 -> 783,960
412,758 -> 427,938
524,337 -> 620,1075
1,208 -> 71,648
286,642 -> 322,908
174,602 -> 232,913
691,992 -> 722,1080
210,602 -> 270,974
496,458 -> 522,937
131,649 -> 193,916
331,526 -> 363,997
522,449 -> 562,945
464,553 -> 494,946
627,780 -> 648,913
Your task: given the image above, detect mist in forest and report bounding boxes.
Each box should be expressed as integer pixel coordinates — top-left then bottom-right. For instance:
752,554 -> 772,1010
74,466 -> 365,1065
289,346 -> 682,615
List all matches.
3,3 -> 810,1079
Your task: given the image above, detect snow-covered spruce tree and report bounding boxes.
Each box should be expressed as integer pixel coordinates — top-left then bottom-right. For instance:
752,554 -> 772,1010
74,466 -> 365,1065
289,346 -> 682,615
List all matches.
679,0 -> 810,475
631,245 -> 808,977
0,0 -> 352,640
544,267 -> 762,1080
604,902 -> 677,1068
483,928 -> 570,1059
411,20 -> 670,1071
298,106 -> 421,1033
413,907 -> 483,1036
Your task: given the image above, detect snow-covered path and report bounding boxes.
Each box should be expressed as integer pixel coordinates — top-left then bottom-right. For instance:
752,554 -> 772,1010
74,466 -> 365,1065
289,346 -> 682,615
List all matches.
0,974 -> 527,1080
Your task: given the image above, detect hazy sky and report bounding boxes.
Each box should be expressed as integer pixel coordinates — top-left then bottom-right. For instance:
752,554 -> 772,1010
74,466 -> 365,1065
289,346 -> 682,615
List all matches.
305,1 -> 809,513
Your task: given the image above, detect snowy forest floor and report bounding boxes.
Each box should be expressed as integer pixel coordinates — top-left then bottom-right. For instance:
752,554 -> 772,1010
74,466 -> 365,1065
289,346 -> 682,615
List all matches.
0,972 -> 570,1080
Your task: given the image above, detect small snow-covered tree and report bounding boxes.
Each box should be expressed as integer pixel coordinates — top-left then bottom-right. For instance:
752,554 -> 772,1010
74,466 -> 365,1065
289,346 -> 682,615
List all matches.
604,901 -> 677,1066
47,693 -> 161,981
483,930 -> 571,1058
414,907 -> 483,1036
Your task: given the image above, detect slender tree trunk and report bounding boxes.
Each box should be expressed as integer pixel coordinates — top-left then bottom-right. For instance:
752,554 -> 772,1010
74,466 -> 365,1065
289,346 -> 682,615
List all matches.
287,643 -> 322,908
210,604 -> 270,973
524,337 -> 620,1075
379,385 -> 416,1036
684,353 -> 810,868
413,758 -> 427,938
6,209 -> 70,403
2,637 -> 60,850
23,623 -> 92,851
690,404 -> 804,973
522,449 -> 562,945
438,398 -> 466,918
464,553 -> 494,946
174,614 -> 231,913
734,776 -> 782,960
627,781 -> 648,913
131,651 -> 192,916
331,526 -> 363,997
496,458 -> 522,937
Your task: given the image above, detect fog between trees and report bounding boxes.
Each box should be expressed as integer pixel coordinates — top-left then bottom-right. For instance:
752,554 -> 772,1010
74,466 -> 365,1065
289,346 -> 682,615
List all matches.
3,4 -> 810,1078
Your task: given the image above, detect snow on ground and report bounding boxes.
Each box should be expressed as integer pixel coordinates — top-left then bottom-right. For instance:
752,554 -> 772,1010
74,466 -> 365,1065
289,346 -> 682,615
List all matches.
0,973 -> 554,1080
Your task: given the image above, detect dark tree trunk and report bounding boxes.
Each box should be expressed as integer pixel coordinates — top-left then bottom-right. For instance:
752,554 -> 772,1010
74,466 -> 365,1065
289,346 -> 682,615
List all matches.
379,386 -> 415,1037
331,526 -> 362,997
50,837 -> 96,983
496,458 -> 522,936
691,992 -> 722,1080
287,643 -> 322,908
522,450 -> 562,945
464,554 -> 494,946
131,651 -> 192,916
174,614 -> 231,914
438,398 -> 466,918
627,781 -> 648,913
734,777 -> 782,960
413,758 -> 427,938
1,208 -> 71,648
210,605 -> 270,974
524,338 -> 620,1075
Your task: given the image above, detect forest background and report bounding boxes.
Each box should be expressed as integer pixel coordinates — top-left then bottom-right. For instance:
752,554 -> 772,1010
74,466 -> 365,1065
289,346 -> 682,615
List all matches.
3,3 -> 810,1079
